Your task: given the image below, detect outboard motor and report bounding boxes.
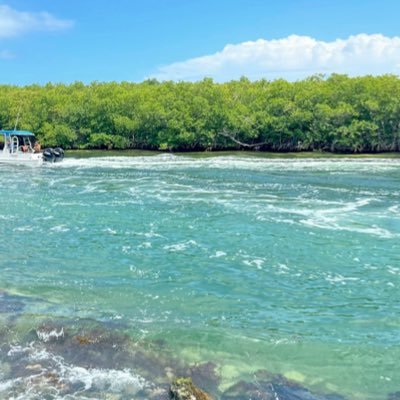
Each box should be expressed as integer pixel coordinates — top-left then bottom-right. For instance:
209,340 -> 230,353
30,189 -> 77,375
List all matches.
42,148 -> 55,162
53,147 -> 64,162
42,147 -> 65,163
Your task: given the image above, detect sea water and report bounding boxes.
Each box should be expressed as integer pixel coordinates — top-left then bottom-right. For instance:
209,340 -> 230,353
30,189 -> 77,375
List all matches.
0,154 -> 399,399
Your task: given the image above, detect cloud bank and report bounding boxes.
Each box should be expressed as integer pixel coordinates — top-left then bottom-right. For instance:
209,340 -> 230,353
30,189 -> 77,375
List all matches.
151,34 -> 400,82
0,4 -> 73,39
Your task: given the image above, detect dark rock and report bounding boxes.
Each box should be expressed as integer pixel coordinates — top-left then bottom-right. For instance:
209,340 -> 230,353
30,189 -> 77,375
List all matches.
388,392 -> 400,400
57,327 -> 132,369
170,377 -> 213,400
133,348 -> 173,382
0,291 -> 25,314
140,385 -> 171,400
184,362 -> 220,396
221,372 -> 347,400
221,380 -> 275,400
45,322 -> 173,383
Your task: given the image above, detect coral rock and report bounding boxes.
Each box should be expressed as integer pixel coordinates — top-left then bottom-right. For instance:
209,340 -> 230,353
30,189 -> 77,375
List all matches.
170,377 -> 213,400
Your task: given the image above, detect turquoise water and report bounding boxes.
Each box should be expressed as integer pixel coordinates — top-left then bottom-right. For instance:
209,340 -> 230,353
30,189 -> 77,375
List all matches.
0,154 -> 400,399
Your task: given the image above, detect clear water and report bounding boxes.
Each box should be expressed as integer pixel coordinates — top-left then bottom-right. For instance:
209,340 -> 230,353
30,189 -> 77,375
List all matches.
0,154 -> 399,399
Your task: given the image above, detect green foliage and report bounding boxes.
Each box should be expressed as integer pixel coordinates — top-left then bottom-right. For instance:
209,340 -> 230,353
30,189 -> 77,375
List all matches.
2,74 -> 400,152
39,123 -> 77,149
86,133 -> 129,149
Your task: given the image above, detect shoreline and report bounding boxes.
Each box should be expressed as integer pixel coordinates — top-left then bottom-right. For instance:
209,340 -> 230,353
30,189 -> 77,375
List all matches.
66,149 -> 400,159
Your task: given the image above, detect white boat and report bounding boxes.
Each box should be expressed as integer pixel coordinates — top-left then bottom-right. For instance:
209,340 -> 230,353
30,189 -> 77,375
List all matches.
0,130 -> 64,165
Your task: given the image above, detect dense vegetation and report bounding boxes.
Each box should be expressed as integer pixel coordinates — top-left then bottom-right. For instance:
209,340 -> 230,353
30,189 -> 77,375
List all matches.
1,74 -> 400,152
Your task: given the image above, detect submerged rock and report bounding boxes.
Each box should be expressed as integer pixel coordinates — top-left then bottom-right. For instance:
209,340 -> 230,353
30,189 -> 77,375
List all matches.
32,321 -> 178,384
56,327 -> 134,370
0,291 -> 25,314
2,317 -> 349,400
170,377 -> 213,400
388,393 -> 400,400
221,371 -> 346,400
221,380 -> 274,400
2,319 -> 193,399
179,361 -> 220,396
142,385 -> 171,400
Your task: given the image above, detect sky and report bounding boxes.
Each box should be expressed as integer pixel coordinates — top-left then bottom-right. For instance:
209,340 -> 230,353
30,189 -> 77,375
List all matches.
1,0 -> 400,85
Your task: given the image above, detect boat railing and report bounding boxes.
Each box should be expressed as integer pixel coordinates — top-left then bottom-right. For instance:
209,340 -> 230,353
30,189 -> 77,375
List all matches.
11,136 -> 19,154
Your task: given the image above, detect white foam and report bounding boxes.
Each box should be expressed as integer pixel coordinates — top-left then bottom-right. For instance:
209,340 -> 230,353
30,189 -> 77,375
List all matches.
7,344 -> 28,358
57,155 -> 400,175
138,241 -> 152,249
103,227 -> 117,235
0,214 -> 13,221
64,365 -> 146,394
275,263 -> 290,275
325,274 -> 360,285
388,204 -> 400,214
36,327 -> 65,343
129,265 -> 160,280
0,379 -> 15,392
122,245 -> 132,253
13,225 -> 34,232
163,240 -> 198,252
387,266 -> 400,275
49,225 -> 70,233
281,196 -> 400,238
243,258 -> 265,269
49,156 -> 400,243
210,251 -> 227,258
300,218 -> 398,238
144,231 -> 163,238
2,342 -> 148,399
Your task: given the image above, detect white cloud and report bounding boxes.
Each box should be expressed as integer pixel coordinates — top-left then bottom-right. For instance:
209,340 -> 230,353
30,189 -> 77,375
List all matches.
151,34 -> 400,82
0,4 -> 73,39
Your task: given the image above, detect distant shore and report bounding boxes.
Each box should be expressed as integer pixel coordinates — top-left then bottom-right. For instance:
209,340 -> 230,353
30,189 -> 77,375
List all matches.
4,76 -> 400,154
66,149 -> 400,159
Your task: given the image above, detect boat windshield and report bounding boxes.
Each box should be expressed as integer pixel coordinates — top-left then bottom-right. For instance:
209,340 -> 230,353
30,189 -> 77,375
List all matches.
20,136 -> 32,147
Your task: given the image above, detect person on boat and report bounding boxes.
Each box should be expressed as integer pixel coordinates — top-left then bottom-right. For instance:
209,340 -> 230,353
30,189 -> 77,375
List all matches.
33,141 -> 41,153
21,144 -> 28,152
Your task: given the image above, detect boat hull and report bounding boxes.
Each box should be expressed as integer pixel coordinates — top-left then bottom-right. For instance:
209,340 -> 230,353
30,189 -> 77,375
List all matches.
0,153 -> 44,165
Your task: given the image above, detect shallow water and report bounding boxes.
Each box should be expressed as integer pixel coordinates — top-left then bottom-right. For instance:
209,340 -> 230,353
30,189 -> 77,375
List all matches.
0,154 -> 399,399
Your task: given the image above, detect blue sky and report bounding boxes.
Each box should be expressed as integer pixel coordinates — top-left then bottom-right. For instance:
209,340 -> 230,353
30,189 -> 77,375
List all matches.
1,0 -> 400,84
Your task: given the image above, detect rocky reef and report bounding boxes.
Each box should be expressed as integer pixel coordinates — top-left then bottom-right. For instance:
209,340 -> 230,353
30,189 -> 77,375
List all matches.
0,292 -> 397,400
0,318 -> 350,400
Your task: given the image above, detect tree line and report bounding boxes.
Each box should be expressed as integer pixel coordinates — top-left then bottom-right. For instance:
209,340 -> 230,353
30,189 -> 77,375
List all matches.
1,74 -> 400,153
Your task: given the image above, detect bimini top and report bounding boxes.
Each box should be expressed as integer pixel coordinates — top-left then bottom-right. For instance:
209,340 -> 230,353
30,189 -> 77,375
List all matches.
0,130 -> 35,137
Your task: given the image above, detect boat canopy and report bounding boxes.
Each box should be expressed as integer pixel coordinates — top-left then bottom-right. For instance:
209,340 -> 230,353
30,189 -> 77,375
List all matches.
0,130 -> 35,137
